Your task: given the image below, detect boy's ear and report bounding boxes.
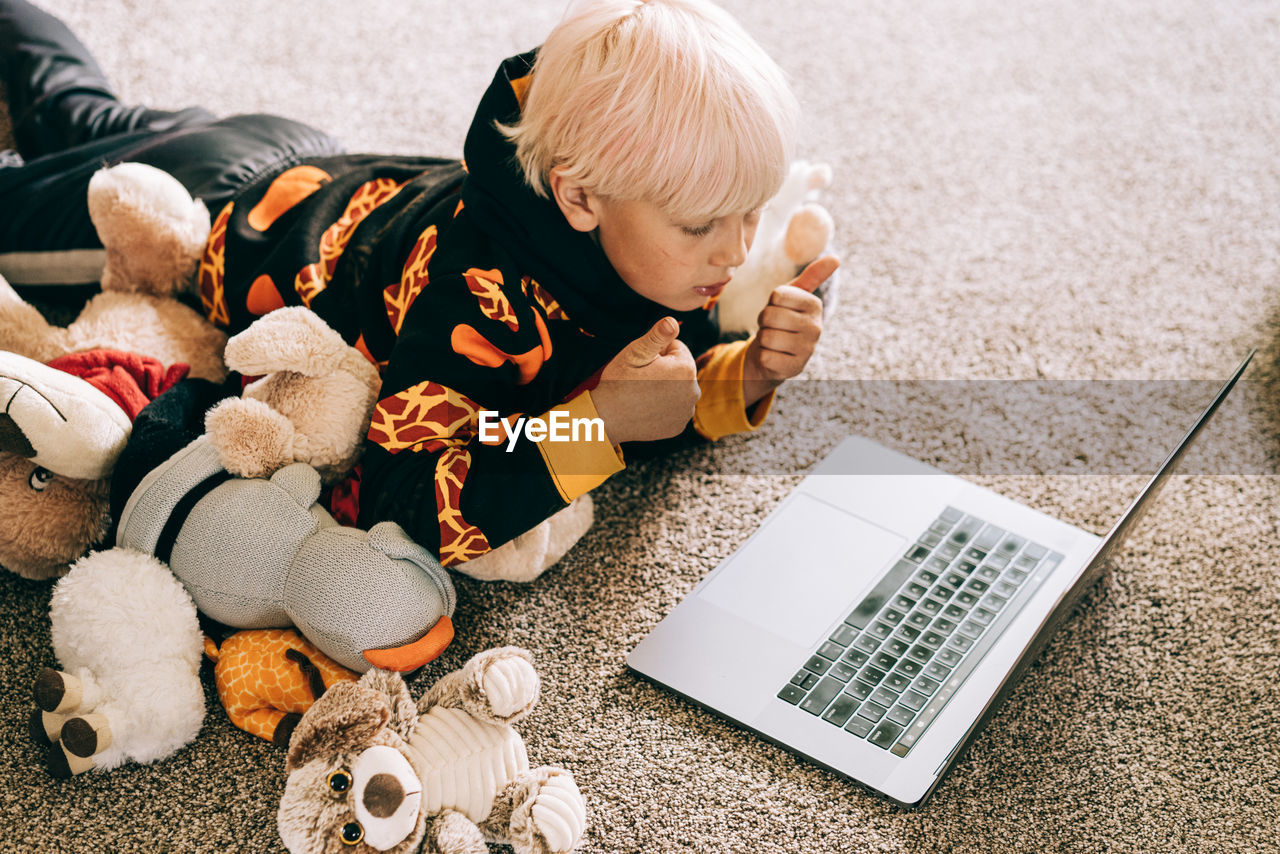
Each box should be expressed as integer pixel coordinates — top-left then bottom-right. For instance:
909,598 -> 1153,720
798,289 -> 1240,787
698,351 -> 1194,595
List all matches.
548,168 -> 600,233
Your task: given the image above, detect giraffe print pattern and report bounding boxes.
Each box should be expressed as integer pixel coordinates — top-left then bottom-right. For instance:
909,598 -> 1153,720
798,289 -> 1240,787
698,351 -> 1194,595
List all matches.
294,178 -> 407,307
384,225 -> 438,334
463,268 -> 519,332
366,381 -> 491,564
206,628 -> 357,744
520,275 -> 569,322
198,202 -> 233,326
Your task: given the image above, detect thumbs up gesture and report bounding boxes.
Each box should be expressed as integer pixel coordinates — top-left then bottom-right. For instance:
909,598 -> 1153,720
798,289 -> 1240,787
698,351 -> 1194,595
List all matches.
592,316 -> 701,445
743,255 -> 838,405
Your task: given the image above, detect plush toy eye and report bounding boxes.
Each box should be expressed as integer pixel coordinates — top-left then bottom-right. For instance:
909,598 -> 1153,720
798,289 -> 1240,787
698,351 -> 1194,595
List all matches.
28,467 -> 53,492
340,821 -> 364,845
327,770 -> 352,793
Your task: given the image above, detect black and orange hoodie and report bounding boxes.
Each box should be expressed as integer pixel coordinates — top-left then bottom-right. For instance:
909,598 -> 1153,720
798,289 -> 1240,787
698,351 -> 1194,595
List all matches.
196,50 -> 773,567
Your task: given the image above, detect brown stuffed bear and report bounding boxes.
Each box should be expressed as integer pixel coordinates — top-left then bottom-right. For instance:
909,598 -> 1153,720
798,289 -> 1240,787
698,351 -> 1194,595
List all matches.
0,162 -> 228,580
278,647 -> 587,854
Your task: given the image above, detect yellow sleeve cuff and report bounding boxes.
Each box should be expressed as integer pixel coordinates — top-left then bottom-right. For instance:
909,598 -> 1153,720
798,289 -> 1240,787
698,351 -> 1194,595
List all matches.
692,340 -> 776,441
535,390 -> 626,503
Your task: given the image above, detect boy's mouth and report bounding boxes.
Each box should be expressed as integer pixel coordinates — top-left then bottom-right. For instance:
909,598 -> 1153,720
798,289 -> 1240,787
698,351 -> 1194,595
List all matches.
694,279 -> 730,297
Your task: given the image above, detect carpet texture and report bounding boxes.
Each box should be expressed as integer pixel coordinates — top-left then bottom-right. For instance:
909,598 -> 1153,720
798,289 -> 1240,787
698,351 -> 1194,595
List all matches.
3,1 -> 1279,852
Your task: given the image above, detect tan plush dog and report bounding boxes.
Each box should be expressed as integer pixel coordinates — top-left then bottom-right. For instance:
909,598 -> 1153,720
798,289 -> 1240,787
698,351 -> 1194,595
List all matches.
0,162 -> 227,579
278,647 -> 587,854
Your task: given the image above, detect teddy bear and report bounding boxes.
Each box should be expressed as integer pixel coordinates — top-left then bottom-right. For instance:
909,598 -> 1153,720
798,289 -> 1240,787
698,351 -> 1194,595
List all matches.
0,161 -> 228,580
713,159 -> 840,337
278,647 -> 588,854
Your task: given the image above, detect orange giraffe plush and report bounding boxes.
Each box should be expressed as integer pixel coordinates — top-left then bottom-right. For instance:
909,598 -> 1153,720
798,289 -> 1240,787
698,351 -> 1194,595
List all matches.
203,628 -> 358,747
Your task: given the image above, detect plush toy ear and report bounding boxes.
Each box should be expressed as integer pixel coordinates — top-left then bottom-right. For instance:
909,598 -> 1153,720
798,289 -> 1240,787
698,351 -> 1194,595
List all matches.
285,680 -> 390,772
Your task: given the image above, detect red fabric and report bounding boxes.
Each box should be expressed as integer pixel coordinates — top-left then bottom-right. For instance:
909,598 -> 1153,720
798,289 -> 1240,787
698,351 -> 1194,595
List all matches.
47,349 -> 190,421
325,464 -> 362,527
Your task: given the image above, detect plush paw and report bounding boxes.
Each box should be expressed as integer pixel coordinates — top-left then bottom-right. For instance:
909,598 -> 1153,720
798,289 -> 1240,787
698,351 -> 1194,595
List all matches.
527,769 -> 587,854
204,397 -> 297,478
87,162 -> 211,296
480,653 -> 540,720
782,203 -> 834,267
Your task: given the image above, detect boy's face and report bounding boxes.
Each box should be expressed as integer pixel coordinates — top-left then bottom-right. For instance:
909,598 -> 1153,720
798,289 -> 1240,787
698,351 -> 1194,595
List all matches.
591,197 -> 761,312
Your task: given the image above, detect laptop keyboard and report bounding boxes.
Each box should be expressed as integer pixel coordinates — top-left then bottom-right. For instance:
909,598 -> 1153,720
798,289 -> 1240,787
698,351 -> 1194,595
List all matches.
777,507 -> 1062,757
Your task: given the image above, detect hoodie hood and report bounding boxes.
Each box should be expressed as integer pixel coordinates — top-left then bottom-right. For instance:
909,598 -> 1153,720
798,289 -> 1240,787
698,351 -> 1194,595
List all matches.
460,50 -> 717,354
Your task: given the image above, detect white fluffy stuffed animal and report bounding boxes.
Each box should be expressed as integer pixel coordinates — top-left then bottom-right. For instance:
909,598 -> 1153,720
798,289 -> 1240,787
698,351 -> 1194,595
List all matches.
714,159 -> 838,337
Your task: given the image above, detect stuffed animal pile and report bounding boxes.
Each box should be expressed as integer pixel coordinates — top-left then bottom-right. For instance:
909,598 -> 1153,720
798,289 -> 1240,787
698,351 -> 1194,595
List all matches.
5,153 -> 840,853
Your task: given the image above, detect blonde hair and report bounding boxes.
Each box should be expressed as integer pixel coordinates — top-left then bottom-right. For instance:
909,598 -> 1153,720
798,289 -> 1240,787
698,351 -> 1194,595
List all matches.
501,0 -> 798,222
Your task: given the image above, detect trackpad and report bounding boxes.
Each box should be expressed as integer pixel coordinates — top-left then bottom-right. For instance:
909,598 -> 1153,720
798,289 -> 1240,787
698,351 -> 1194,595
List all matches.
698,494 -> 906,647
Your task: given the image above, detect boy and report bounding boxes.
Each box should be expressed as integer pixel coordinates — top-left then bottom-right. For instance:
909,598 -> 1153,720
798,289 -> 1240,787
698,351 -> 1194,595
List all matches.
0,0 -> 836,567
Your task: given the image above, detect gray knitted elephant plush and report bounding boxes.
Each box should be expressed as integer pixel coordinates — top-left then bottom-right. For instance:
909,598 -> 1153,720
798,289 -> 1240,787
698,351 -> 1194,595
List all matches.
278,648 -> 588,854
31,435 -> 456,776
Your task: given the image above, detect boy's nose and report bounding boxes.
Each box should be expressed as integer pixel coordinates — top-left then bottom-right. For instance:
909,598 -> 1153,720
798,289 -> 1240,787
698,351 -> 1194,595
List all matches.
709,222 -> 749,268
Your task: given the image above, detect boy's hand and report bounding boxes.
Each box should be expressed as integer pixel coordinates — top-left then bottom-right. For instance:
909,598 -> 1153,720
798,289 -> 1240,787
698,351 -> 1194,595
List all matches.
743,255 -> 839,405
592,316 -> 700,445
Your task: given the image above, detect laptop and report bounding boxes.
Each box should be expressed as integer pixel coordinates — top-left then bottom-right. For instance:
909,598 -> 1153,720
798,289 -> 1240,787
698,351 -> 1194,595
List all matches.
628,351 -> 1254,807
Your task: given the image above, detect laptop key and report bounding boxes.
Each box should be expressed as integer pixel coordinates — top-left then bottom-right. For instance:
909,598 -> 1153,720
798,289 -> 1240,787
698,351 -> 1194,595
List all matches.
907,644 -> 933,663
853,635 -> 879,654
899,689 -> 928,711
867,622 -> 893,639
895,624 -> 921,642
859,665 -> 887,685
886,704 -> 916,727
943,603 -> 966,620
857,701 -> 888,722
828,661 -> 857,683
912,675 -> 941,694
844,714 -> 874,738
895,659 -> 923,677
872,652 -> 898,671
829,624 -> 858,646
976,565 -> 1001,581
906,545 -> 931,563
884,638 -> 910,657
868,720 -> 905,749
777,684 -> 806,705
994,580 -> 1019,597
955,590 -> 979,607
818,641 -> 846,660
791,670 -> 819,688
974,525 -> 1004,550
1024,543 -> 1048,560
822,694 -> 859,727
800,677 -> 844,715
958,621 -> 983,640
939,506 -> 963,523
883,671 -> 911,692
841,648 -> 869,667
936,647 -> 963,667
929,584 -> 955,602
932,617 -> 957,635
919,598 -> 943,615
949,634 -> 974,653
881,608 -> 905,625
871,687 -> 898,708
804,655 -> 832,675
843,560 -> 919,629
907,611 -> 932,629
845,680 -> 875,701
915,569 -> 940,584
925,661 -> 951,680
997,534 -> 1026,555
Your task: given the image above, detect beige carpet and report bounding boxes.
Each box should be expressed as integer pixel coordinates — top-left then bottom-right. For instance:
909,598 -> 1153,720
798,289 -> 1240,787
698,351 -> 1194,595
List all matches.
4,1 -> 1279,851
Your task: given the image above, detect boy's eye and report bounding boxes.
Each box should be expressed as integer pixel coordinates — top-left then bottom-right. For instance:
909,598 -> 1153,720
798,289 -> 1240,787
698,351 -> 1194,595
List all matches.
681,221 -> 715,238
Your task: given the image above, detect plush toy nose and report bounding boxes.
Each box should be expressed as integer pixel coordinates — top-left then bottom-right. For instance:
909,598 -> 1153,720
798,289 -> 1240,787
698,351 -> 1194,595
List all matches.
362,773 -> 405,818
0,413 -> 36,458
351,745 -> 421,851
